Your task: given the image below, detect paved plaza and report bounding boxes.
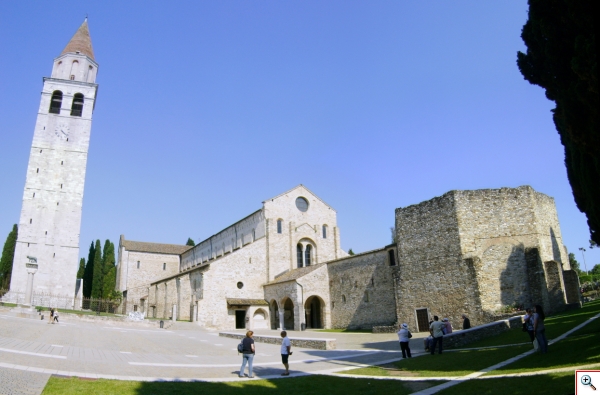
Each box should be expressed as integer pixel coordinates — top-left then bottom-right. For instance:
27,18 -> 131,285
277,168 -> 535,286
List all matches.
0,308 -> 427,393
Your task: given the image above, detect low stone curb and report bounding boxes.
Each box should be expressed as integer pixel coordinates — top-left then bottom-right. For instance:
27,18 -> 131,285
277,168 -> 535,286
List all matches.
219,332 -> 336,350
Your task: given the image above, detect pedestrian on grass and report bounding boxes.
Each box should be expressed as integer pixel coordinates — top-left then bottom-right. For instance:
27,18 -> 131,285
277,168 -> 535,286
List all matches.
523,308 -> 535,342
429,316 -> 445,355
239,330 -> 255,378
533,305 -> 548,354
397,323 -> 412,358
461,314 -> 471,330
443,318 -> 452,334
280,330 -> 292,376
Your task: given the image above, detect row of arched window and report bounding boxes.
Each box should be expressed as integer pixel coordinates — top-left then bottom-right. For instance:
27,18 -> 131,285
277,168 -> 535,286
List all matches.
297,244 -> 312,268
276,219 -> 328,239
49,90 -> 84,117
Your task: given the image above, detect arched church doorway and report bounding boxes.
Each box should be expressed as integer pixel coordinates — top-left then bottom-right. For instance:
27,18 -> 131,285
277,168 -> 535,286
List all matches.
283,298 -> 295,330
305,296 -> 324,329
270,300 -> 279,330
253,308 -> 268,329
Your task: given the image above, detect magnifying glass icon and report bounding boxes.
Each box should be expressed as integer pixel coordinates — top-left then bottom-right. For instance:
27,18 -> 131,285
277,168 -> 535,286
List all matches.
581,375 -> 597,390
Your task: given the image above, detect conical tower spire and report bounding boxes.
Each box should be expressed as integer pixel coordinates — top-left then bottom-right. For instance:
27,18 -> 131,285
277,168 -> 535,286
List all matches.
61,18 -> 95,60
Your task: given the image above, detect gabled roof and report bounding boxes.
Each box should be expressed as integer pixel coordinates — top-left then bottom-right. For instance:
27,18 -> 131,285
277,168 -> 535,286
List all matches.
263,184 -> 336,212
121,237 -> 191,255
226,299 -> 269,306
61,18 -> 95,60
266,262 -> 326,285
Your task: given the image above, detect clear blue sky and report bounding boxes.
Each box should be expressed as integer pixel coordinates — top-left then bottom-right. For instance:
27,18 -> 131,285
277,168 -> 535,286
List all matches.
1,1 -> 598,270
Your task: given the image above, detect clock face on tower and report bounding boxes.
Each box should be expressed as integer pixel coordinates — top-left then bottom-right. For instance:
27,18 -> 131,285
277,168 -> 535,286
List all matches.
54,123 -> 70,140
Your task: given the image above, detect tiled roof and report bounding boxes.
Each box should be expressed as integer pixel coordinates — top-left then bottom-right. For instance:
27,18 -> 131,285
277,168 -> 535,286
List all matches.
122,239 -> 192,255
61,19 -> 95,60
226,299 -> 269,306
266,262 -> 326,285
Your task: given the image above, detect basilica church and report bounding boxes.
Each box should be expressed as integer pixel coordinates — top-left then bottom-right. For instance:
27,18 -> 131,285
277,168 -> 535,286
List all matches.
8,20 -> 581,332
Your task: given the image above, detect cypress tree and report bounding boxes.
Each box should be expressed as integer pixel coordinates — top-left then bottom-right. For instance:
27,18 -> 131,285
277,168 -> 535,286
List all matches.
76,257 -> 85,279
102,241 -> 116,299
517,0 -> 598,243
0,224 -> 18,289
186,238 -> 195,246
91,239 -> 103,299
82,241 -> 95,298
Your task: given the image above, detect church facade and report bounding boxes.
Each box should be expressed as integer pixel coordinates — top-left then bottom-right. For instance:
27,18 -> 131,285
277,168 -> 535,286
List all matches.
117,185 -> 581,332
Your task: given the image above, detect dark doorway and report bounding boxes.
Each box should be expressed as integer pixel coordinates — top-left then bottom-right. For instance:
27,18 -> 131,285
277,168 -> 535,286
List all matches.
305,296 -> 323,329
283,298 -> 294,330
416,308 -> 429,332
270,300 -> 279,330
235,310 -> 246,329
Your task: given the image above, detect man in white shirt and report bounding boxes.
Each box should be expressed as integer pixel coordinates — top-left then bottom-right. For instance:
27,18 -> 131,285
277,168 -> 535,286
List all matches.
280,330 -> 292,376
429,315 -> 445,355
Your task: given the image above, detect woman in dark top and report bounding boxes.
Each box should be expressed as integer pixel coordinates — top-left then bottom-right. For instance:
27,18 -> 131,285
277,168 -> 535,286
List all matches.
239,330 -> 255,378
533,304 -> 548,353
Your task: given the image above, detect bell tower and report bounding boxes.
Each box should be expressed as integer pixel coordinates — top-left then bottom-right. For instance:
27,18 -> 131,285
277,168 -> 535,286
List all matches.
10,19 -> 99,300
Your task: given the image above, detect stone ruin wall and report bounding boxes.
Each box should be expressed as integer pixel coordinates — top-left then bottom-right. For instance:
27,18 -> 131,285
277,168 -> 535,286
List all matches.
327,248 -> 397,330
395,192 -> 481,330
394,186 -> 576,330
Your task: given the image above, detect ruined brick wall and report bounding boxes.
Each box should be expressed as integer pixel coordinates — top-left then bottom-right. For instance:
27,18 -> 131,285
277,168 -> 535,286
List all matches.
328,248 -> 397,329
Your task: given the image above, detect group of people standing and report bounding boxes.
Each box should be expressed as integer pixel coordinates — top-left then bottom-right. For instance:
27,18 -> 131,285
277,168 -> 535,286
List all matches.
523,304 -> 548,353
398,314 -> 472,357
239,330 -> 292,378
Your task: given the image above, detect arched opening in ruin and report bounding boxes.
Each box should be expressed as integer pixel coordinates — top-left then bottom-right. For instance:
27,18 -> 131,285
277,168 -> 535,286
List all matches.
304,295 -> 325,329
270,299 -> 279,330
253,308 -> 269,329
283,298 -> 295,330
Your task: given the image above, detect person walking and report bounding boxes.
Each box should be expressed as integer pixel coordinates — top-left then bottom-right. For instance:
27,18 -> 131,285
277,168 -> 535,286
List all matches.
429,316 -> 445,355
49,308 -> 55,324
53,309 -> 59,323
523,308 -> 535,342
461,314 -> 471,330
397,323 -> 412,358
280,330 -> 292,376
239,331 -> 255,378
533,305 -> 548,354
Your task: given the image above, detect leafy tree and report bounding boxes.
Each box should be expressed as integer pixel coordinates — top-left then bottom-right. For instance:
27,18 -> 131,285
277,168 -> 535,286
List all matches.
517,0 -> 598,244
91,240 -> 103,299
82,241 -> 95,298
348,249 -> 355,256
590,264 -> 600,276
186,238 -> 195,246
0,224 -> 18,289
76,258 -> 85,279
569,252 -> 583,275
102,241 -> 116,299
591,240 -> 598,249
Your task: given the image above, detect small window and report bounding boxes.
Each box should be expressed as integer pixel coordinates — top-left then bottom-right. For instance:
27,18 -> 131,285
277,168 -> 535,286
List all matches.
137,261 -> 140,269
133,305 -> 138,312
71,93 -> 84,117
277,219 -> 282,234
297,244 -> 303,268
322,225 -> 327,239
36,168 -> 39,173
53,253 -> 55,258
163,263 -> 166,270
388,250 -> 396,266
252,229 -> 255,241
61,161 -> 64,165
30,219 -> 32,224
33,193 -> 35,198
45,231 -> 48,235
305,245 -> 312,266
365,291 -> 369,302
49,91 -> 62,114
342,295 -> 346,303
295,197 -> 309,212
237,281 -> 244,289
70,75 -> 75,80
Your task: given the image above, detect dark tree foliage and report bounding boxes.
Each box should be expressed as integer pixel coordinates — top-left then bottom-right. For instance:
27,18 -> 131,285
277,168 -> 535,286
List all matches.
348,249 -> 355,256
569,252 -> 583,275
91,240 -> 103,298
186,238 -> 195,246
590,264 -> 600,276
102,240 -> 116,299
82,241 -> 95,298
76,258 -> 85,279
517,0 -> 598,243
0,224 -> 18,289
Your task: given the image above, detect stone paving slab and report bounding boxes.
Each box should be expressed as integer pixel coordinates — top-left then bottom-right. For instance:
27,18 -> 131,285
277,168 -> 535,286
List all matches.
0,366 -> 49,395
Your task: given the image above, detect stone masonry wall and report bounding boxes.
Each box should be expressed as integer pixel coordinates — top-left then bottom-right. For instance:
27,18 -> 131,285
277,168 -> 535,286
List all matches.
328,248 -> 397,329
118,250 -> 180,300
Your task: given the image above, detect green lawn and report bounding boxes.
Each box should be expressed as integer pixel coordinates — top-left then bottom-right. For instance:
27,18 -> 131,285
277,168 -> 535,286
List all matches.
341,345 -> 530,377
462,299 -> 600,349
43,375 -> 440,395
438,371 -> 574,395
